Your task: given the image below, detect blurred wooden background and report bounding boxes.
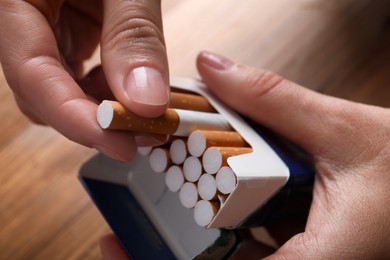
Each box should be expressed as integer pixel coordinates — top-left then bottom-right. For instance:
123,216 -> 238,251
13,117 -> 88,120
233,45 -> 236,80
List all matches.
1,0 -> 390,259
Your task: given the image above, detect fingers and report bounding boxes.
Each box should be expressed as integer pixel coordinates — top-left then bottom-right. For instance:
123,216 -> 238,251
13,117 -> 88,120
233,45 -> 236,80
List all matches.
14,95 -> 44,125
79,66 -> 115,102
101,0 -> 169,118
196,51 -> 325,152
100,234 -> 129,260
0,1 -> 136,161
55,1 -> 102,71
196,51 -> 389,154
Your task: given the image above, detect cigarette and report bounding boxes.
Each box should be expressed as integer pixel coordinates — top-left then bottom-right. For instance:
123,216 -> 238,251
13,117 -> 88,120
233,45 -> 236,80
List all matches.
187,130 -> 249,157
97,100 -> 232,136
216,166 -> 237,195
179,182 -> 199,208
169,92 -> 216,112
202,147 -> 253,174
197,174 -> 218,201
165,165 -> 185,192
193,200 -> 220,227
149,147 -> 171,173
137,146 -> 153,156
169,138 -> 188,165
183,156 -> 203,182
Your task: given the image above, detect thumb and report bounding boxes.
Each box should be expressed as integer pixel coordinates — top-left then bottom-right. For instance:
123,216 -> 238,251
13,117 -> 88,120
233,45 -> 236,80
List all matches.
196,51 -> 357,153
101,0 -> 169,118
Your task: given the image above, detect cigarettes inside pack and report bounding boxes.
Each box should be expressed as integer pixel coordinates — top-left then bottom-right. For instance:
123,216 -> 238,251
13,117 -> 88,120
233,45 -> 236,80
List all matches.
97,77 -> 314,229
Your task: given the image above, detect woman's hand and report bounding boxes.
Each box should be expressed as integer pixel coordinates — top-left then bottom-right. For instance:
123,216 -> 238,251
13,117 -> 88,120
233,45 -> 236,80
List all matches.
197,51 -> 390,259
0,0 -> 169,161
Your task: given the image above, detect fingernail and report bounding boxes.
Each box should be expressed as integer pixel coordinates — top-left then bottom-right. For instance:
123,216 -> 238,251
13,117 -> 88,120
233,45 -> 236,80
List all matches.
126,67 -> 169,106
199,51 -> 234,70
94,145 -> 129,162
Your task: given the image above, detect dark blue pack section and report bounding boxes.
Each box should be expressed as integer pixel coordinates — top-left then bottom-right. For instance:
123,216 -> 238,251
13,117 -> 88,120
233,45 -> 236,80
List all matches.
237,118 -> 315,228
79,177 -> 176,260
243,117 -> 315,187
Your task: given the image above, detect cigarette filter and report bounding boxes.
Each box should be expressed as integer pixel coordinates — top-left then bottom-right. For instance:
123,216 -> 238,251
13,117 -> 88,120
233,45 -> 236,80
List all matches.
137,146 -> 153,156
197,174 -> 218,201
169,139 -> 188,165
202,147 -> 253,174
183,156 -> 203,182
216,166 -> 237,195
179,182 -> 199,209
194,200 -> 220,227
187,130 -> 248,157
149,148 -> 171,173
97,100 -> 232,136
165,165 -> 185,192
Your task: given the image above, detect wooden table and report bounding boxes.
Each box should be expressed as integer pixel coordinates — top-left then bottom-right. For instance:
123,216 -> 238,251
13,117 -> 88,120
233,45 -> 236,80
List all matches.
1,0 -> 389,259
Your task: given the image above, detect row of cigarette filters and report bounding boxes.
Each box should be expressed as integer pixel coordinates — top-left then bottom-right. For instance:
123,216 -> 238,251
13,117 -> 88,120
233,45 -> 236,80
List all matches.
97,91 -> 253,227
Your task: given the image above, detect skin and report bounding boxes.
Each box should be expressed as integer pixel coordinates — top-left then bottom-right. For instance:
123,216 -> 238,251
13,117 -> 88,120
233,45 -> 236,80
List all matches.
0,0 -> 169,161
100,51 -> 390,259
200,51 -> 390,259
1,1 -> 388,258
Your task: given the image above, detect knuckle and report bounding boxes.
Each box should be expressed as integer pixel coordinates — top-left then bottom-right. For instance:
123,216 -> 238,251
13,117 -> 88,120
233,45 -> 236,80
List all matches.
245,69 -> 284,98
103,11 -> 165,54
126,19 -> 164,46
24,0 -> 61,25
15,95 -> 45,125
243,69 -> 286,117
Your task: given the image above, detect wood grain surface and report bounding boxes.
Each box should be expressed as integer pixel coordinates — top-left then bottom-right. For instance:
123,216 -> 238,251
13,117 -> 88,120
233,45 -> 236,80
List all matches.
1,0 -> 389,259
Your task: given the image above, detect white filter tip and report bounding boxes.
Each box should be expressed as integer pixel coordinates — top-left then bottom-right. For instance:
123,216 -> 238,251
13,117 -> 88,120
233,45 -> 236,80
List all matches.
97,101 -> 114,129
179,182 -> 198,208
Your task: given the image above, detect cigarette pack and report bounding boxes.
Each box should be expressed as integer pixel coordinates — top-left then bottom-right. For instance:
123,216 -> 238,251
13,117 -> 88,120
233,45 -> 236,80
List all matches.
79,77 -> 314,259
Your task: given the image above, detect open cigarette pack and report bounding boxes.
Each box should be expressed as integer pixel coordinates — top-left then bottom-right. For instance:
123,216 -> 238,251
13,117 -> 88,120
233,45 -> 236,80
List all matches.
79,77 -> 314,259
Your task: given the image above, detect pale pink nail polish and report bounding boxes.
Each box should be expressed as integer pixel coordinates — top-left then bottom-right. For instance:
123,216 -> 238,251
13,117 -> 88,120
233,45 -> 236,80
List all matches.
126,67 -> 169,106
200,51 -> 234,70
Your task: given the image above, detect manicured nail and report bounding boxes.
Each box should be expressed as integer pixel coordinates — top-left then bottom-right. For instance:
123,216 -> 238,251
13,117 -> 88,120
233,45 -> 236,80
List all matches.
126,67 -> 169,106
94,145 -> 128,162
199,51 -> 234,70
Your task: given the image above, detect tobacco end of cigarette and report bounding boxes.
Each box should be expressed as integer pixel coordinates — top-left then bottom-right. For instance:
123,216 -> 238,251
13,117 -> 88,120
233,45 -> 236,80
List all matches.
97,100 -> 114,129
